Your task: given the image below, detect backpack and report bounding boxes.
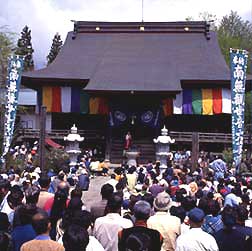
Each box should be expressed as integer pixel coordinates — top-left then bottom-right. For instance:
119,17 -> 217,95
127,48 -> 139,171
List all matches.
124,232 -> 152,251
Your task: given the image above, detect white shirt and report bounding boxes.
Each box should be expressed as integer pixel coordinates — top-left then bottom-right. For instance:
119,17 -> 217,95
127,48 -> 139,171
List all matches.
93,213 -> 133,251
176,228 -> 219,251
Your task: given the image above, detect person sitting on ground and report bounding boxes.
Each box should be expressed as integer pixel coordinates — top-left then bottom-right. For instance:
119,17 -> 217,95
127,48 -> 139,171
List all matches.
176,207 -> 218,251
20,211 -> 64,251
90,183 -> 114,223
118,200 -> 163,251
104,174 -> 118,192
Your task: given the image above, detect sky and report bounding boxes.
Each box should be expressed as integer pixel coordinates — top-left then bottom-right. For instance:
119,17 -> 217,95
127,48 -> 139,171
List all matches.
0,0 -> 252,68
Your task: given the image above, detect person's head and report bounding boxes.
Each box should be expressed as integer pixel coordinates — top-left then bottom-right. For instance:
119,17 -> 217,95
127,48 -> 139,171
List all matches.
153,192 -> 172,212
71,210 -> 92,230
100,184 -> 114,200
222,205 -> 237,230
70,187 -> 82,199
181,196 -> 196,212
0,232 -> 11,251
32,211 -> 50,235
18,204 -> 37,225
38,175 -> 51,190
0,213 -> 9,232
236,205 -> 249,224
63,225 -> 89,251
170,206 -> 186,223
25,185 -> 40,204
206,199 -> 221,217
142,193 -> 154,208
133,200 -> 151,221
57,181 -> 70,197
188,208 -> 205,228
0,179 -> 10,198
7,185 -> 24,209
111,174 -> 116,180
106,193 -> 123,214
68,197 -> 83,211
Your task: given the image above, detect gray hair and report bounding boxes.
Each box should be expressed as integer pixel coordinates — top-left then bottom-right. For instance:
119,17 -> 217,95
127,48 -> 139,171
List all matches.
133,200 -> 151,220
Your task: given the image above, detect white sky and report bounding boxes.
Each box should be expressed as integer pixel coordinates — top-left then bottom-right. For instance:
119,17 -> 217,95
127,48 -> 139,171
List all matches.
0,0 -> 251,68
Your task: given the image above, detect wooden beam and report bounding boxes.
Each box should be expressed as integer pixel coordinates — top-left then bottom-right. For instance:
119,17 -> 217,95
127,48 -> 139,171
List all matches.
39,106 -> 46,174
191,132 -> 199,171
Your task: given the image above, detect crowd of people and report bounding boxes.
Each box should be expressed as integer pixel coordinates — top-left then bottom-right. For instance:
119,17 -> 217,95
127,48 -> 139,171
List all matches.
0,146 -> 252,251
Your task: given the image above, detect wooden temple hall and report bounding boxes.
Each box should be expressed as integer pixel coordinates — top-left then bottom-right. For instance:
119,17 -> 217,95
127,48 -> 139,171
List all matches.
21,21 -> 238,162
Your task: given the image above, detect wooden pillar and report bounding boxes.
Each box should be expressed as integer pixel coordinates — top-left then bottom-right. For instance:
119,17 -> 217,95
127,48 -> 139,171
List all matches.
191,132 -> 199,171
105,121 -> 112,160
39,106 -> 46,174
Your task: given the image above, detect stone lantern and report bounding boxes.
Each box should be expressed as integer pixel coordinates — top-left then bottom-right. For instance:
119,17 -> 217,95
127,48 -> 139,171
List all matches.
153,125 -> 175,171
64,124 -> 84,167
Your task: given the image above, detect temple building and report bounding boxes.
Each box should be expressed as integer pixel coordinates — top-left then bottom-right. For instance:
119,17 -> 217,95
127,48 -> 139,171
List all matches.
21,21 -> 242,162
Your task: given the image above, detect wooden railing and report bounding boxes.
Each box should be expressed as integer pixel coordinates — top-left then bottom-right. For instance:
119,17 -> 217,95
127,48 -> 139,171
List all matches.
17,129 -> 105,141
169,131 -> 245,144
18,129 -> 251,144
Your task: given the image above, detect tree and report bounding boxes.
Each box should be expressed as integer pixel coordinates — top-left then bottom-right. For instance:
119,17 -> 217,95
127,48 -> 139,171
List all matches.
47,33 -> 62,65
217,11 -> 252,67
15,25 -> 34,71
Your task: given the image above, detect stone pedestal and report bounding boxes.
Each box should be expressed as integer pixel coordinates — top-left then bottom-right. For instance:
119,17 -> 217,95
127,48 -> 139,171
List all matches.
153,126 -> 175,172
125,151 -> 140,167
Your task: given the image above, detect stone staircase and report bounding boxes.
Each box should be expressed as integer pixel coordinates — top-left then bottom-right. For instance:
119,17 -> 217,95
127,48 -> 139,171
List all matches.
110,138 -> 156,164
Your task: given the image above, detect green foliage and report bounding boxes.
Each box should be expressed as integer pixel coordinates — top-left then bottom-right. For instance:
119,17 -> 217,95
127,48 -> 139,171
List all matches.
217,11 -> 252,70
45,148 -> 69,173
47,33 -> 62,65
222,148 -> 233,166
15,26 -> 34,71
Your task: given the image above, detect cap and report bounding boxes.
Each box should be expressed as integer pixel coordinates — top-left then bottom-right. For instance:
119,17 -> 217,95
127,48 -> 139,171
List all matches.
153,192 -> 172,211
188,208 -> 205,223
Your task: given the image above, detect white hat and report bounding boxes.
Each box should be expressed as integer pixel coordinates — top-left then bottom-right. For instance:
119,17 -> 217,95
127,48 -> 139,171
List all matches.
34,167 -> 41,174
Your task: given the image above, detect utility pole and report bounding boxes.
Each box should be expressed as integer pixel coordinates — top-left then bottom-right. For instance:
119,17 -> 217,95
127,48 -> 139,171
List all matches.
39,106 -> 46,174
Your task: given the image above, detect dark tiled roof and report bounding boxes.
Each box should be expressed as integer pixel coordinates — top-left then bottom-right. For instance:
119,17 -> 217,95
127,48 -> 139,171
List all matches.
22,21 -> 231,92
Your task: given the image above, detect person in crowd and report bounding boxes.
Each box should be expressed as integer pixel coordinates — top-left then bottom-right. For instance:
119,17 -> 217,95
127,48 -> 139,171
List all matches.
37,175 -> 54,209
20,211 -> 64,251
49,189 -> 68,240
63,224 -> 89,251
12,205 -> 36,251
176,208 -> 218,251
77,168 -> 90,192
147,192 -> 181,251
93,193 -> 133,251
43,181 -> 70,213
201,199 -> 223,235
13,185 -> 41,227
90,183 -> 114,223
124,131 -> 132,150
105,174 -> 118,192
126,166 -> 137,192
118,200 -> 163,251
0,231 -> 11,251
214,205 -> 248,251
0,179 -> 11,213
